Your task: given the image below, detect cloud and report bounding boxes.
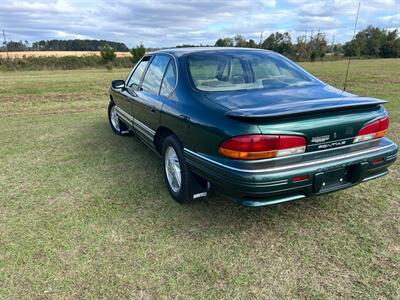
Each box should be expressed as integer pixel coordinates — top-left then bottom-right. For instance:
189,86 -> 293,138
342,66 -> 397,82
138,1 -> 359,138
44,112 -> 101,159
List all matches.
378,13 -> 400,26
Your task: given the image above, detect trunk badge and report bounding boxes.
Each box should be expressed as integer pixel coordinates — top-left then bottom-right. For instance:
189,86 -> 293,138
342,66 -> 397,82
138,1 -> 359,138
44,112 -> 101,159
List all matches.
311,135 -> 330,143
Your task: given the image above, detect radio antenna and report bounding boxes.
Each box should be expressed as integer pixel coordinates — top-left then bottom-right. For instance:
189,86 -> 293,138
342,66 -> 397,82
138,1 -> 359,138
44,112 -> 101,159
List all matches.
342,2 -> 360,95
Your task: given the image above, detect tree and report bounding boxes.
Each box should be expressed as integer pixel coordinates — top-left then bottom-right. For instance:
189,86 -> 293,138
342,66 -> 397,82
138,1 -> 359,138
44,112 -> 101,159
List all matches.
380,29 -> 400,58
332,43 -> 343,56
261,32 -> 293,56
215,38 -> 234,47
130,43 -> 146,63
234,35 -> 247,47
343,40 -> 360,57
100,45 -> 116,62
247,39 -> 257,48
310,33 -> 328,60
3,40 -> 28,51
343,26 -> 400,58
294,36 -> 308,61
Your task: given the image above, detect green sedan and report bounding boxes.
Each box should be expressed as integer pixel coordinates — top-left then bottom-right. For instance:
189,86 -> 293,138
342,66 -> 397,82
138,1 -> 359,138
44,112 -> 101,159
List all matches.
108,48 -> 398,207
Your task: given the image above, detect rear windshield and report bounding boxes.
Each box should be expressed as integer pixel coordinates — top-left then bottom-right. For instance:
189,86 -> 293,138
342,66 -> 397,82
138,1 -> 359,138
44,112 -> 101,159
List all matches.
187,51 -> 320,92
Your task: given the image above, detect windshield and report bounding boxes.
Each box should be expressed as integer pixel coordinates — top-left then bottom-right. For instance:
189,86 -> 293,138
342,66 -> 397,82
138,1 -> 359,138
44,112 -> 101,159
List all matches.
187,51 -> 321,92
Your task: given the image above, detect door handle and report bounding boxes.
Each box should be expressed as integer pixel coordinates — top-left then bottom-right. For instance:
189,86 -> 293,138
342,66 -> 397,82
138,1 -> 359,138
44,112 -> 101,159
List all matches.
150,107 -> 157,113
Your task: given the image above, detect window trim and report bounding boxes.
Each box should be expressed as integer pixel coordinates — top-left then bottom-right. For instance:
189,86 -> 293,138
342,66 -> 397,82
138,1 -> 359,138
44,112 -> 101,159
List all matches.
158,59 -> 177,98
140,54 -> 170,95
125,55 -> 152,89
132,53 -> 178,97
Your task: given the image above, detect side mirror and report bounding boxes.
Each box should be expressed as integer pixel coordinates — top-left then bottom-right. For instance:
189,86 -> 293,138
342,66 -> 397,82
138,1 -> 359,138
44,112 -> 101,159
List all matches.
112,80 -> 125,90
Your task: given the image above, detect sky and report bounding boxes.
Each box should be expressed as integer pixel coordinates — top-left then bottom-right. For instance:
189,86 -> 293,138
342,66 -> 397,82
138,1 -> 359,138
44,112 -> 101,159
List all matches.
1,0 -> 399,48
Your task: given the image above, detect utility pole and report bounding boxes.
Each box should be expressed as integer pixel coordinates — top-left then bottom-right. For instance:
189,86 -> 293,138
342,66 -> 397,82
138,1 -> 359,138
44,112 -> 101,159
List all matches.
259,32 -> 263,47
2,29 -> 9,59
331,34 -> 336,54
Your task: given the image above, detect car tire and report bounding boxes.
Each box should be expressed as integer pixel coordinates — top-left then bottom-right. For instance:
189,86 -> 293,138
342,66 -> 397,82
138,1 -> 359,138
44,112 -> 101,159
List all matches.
108,101 -> 131,136
162,135 -> 207,203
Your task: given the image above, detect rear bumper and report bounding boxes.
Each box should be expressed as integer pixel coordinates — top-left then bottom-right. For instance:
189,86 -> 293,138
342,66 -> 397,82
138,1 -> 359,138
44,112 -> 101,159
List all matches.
184,137 -> 398,206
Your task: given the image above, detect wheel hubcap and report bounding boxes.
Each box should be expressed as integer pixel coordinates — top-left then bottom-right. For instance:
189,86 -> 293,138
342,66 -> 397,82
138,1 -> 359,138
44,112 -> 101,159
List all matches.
110,106 -> 120,131
165,146 -> 181,193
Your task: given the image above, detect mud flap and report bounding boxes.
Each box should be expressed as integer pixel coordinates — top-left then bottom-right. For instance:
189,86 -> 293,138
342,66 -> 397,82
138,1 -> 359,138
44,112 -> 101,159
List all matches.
190,173 -> 210,200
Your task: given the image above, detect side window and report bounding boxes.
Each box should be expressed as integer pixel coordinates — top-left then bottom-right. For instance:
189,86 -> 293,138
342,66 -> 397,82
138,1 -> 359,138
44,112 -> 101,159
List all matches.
141,55 -> 171,95
127,59 -> 149,90
230,58 -> 245,76
160,61 -> 176,97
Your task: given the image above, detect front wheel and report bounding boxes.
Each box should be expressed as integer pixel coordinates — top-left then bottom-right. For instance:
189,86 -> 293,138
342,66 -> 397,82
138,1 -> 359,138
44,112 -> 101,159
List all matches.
162,135 -> 208,203
108,101 -> 131,136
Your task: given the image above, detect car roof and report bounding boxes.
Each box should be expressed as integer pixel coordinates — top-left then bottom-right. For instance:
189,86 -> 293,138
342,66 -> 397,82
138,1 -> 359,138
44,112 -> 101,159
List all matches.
148,47 -> 274,58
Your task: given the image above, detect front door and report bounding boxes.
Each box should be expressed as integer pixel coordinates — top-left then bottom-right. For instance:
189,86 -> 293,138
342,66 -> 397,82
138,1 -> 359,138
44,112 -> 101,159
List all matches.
133,55 -> 172,131
126,55 -> 172,145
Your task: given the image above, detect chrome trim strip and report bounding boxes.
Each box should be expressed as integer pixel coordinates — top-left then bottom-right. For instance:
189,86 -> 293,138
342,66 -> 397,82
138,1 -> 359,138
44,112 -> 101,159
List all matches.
117,114 -> 133,126
260,181 -> 289,187
115,106 -> 133,121
241,194 -> 306,207
135,125 -> 154,141
134,119 -> 155,136
115,106 -> 155,140
362,171 -> 388,182
184,143 -> 394,174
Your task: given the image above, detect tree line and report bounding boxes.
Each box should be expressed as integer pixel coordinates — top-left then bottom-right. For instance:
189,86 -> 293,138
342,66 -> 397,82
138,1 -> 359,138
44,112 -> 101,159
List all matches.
1,39 -> 130,52
214,26 -> 400,60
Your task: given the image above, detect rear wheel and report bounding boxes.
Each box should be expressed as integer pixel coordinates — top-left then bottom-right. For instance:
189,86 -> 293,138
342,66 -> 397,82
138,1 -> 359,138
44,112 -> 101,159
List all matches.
162,135 -> 208,203
108,101 -> 131,136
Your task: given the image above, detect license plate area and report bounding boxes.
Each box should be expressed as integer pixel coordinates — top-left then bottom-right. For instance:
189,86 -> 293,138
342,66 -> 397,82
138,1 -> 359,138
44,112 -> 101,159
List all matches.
314,168 -> 352,193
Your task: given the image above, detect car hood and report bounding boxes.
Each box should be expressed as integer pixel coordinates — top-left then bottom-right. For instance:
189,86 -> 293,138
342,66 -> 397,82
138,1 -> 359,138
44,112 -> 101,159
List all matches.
204,84 -> 355,111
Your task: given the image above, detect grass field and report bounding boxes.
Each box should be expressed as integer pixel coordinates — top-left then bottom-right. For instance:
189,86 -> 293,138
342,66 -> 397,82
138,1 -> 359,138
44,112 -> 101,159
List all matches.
0,51 -> 131,59
0,59 -> 399,298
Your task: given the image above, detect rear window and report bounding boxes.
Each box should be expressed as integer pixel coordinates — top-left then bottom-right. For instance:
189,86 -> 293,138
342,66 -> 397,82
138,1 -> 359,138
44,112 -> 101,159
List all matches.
187,51 -> 320,92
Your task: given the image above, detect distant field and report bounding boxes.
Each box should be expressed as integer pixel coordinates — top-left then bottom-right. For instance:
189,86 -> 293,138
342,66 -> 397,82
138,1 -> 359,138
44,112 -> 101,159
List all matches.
0,51 -> 131,59
0,59 -> 399,298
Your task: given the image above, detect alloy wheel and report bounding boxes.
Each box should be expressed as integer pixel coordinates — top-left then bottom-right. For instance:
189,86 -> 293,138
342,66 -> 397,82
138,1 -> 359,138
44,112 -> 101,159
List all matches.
164,146 -> 181,193
110,105 -> 120,131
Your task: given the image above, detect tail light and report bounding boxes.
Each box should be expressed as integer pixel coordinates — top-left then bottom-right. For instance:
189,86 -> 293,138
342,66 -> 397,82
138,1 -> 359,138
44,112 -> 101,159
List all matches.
353,116 -> 389,143
218,134 -> 306,160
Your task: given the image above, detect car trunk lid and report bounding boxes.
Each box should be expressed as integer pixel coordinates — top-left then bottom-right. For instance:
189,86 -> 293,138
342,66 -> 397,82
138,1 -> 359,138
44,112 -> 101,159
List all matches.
205,86 -> 387,152
224,97 -> 386,119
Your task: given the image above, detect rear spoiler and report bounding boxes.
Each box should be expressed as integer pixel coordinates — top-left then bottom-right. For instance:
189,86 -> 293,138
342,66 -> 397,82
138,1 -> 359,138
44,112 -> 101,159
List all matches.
225,97 -> 387,119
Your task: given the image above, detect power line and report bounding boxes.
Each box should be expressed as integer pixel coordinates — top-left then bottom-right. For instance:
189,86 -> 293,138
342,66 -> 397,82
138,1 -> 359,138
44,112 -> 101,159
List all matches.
2,29 -> 9,59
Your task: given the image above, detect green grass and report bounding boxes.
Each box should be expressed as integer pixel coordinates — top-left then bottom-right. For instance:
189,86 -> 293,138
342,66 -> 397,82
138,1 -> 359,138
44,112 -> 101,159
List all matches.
1,60 -> 399,299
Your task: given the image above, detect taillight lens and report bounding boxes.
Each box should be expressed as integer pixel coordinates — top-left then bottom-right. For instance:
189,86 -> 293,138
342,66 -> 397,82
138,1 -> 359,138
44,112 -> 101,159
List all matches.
353,116 -> 389,143
218,134 -> 306,160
